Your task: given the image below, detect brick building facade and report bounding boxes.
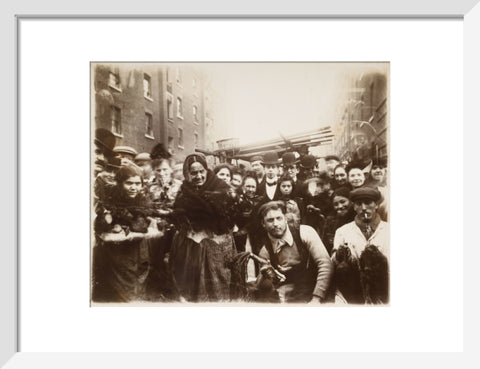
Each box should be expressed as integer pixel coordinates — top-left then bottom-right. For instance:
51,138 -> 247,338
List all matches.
93,63 -> 215,164
334,71 -> 388,163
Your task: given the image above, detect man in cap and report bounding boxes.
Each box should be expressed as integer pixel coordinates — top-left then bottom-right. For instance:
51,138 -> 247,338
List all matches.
298,154 -> 317,181
254,201 -> 333,303
281,152 -> 303,197
134,152 -> 152,182
332,187 -> 389,262
113,145 -> 138,166
324,155 -> 341,180
331,187 -> 389,304
250,155 -> 265,189
257,151 -> 282,201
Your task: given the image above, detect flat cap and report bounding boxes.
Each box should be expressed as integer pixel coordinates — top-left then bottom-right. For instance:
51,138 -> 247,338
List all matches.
350,187 -> 381,203
250,155 -> 264,163
134,152 -> 151,163
113,146 -> 138,156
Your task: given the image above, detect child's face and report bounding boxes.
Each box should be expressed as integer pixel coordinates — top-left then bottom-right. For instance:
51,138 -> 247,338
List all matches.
279,181 -> 293,196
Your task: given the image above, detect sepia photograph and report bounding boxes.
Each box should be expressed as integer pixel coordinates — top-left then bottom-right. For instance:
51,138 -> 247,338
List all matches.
91,62 -> 389,306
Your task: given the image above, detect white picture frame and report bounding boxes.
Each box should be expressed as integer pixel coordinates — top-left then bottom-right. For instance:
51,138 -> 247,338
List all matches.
3,0 -> 478,367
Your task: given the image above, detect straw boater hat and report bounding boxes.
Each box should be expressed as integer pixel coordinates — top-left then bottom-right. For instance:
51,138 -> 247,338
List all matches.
262,151 -> 280,166
325,155 -> 340,162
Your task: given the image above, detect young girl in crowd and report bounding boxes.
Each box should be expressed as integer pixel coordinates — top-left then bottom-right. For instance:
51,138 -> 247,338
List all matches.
277,174 -> 303,229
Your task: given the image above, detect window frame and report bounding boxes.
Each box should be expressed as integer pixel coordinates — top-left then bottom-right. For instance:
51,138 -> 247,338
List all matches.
110,105 -> 122,137
177,127 -> 184,149
145,112 -> 154,139
166,92 -> 174,122
108,71 -> 122,92
193,104 -> 199,124
176,96 -> 184,119
143,73 -> 153,101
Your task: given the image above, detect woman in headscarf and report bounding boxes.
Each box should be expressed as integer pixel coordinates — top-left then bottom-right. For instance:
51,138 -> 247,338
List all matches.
169,153 -> 237,302
92,164 -> 164,302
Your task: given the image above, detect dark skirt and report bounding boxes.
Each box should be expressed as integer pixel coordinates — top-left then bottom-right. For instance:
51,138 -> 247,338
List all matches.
92,237 -> 150,302
169,230 -> 236,302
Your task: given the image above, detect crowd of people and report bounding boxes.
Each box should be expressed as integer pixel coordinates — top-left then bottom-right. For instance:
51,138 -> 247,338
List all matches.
92,128 -> 389,305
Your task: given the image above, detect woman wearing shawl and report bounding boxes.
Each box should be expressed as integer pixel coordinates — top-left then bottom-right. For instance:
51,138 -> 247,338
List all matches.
169,153 -> 237,302
92,164 -> 164,302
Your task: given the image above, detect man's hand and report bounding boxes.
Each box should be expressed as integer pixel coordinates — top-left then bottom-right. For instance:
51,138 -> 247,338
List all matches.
260,265 -> 275,280
306,204 -> 320,214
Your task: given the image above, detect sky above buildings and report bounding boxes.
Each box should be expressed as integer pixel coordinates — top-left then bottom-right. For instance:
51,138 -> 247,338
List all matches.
202,62 -> 388,146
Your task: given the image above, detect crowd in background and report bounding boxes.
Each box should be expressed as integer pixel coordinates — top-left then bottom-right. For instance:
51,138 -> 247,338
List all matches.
92,128 -> 389,305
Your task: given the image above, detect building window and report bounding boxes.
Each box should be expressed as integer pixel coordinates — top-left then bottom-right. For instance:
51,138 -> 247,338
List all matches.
175,67 -> 181,84
168,136 -> 174,154
194,132 -> 199,148
143,73 -> 152,99
178,128 -> 184,148
167,94 -> 174,121
111,106 -> 121,135
193,105 -> 199,123
108,72 -> 121,91
370,82 -> 375,117
177,97 -> 183,118
166,68 -> 173,93
145,113 -> 154,138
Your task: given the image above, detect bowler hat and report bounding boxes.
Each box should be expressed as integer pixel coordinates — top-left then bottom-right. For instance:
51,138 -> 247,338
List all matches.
282,152 -> 299,166
262,151 -> 280,166
350,187 -> 381,203
300,154 -> 317,170
94,128 -> 116,155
